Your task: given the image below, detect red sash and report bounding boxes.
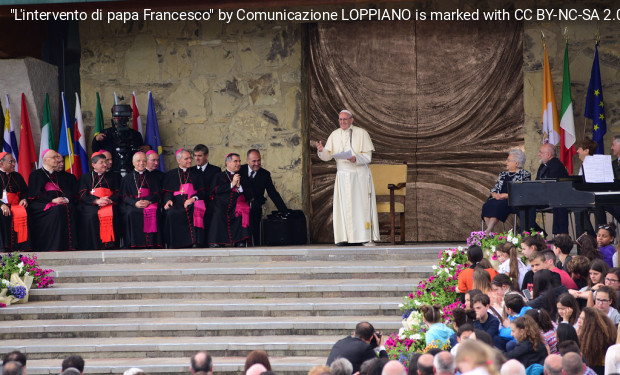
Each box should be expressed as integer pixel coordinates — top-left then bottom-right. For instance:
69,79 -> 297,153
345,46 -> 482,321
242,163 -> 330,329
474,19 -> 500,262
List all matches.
92,187 -> 114,243
7,192 -> 27,243
43,182 -> 62,211
234,189 -> 250,228
138,188 -> 158,233
173,183 -> 204,229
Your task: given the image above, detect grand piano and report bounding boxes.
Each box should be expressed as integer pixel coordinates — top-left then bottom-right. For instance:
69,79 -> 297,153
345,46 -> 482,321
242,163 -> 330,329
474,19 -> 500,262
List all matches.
509,180 -> 620,209
508,179 -> 620,234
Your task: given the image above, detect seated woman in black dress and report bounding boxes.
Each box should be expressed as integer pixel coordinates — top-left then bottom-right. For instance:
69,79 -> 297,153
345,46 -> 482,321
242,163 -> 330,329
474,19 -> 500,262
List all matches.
482,149 -> 531,234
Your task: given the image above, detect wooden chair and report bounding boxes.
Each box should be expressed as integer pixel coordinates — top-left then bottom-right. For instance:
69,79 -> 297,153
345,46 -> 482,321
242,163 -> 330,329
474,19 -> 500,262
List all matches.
369,163 -> 407,244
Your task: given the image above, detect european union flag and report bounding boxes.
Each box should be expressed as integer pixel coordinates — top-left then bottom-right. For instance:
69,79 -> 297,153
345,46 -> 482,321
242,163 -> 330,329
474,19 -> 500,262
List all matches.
585,43 -> 606,154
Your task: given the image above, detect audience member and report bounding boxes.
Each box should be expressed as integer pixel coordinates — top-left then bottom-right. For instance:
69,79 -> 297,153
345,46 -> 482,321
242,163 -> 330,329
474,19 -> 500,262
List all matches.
578,307 -> 617,375
557,341 -> 596,375
2,361 -> 24,375
552,235 -> 574,272
505,316 -> 547,368
407,353 -> 422,375
472,294 -> 500,338
498,242 -> 528,289
578,235 -> 602,262
465,289 -> 483,309
458,246 -> 498,293
597,224 -> 616,268
455,340 -> 498,375
496,293 -> 531,351
382,360 -> 406,375
555,323 -> 580,347
566,256 -> 591,290
326,321 -> 388,374
2,351 -> 26,369
473,267 -> 494,299
593,285 -> 620,324
433,351 -> 456,375
330,357 -> 353,375
529,269 -> 562,317
563,352 -> 586,375
543,354 -> 562,375
421,304 -> 454,347
361,358 -> 387,375
191,351 -> 213,374
246,363 -> 267,375
62,355 -> 85,374
500,360 -> 526,375
570,259 -> 609,308
308,365 -> 332,375
417,354 -> 434,375
449,308 -> 477,347
525,308 -> 558,354
244,350 -> 271,372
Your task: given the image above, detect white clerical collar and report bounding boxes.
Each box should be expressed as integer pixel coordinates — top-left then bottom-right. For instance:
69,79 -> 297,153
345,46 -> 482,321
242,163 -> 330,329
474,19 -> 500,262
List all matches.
43,166 -> 54,174
180,167 -> 187,172
0,168 -> 7,174
136,170 -> 145,175
226,169 -> 236,174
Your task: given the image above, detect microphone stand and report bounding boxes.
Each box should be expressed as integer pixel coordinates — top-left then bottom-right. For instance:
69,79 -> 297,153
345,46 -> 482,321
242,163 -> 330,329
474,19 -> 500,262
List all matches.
348,127 -> 377,246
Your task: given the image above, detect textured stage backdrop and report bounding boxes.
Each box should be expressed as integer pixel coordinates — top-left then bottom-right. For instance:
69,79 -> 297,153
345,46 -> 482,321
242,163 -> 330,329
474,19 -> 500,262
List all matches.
309,20 -> 524,242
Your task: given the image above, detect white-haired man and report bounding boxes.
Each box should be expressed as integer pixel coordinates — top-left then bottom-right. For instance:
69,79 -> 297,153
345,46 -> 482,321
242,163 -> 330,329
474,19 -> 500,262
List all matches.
162,149 -> 207,248
316,109 -> 379,245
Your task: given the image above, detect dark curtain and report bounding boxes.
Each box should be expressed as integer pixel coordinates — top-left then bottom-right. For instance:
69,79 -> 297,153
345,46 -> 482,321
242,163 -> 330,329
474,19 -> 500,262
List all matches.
309,20 -> 524,242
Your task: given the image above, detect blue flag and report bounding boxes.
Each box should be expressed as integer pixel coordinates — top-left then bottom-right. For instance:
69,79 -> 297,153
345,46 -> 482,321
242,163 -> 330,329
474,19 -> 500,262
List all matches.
58,92 -> 75,172
144,92 -> 165,172
585,44 -> 606,154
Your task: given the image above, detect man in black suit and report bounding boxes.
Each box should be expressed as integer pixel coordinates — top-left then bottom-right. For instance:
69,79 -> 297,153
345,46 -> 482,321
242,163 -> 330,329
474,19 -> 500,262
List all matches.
240,149 -> 288,245
326,321 -> 388,374
194,144 -> 221,229
193,144 -> 221,189
534,143 -> 569,234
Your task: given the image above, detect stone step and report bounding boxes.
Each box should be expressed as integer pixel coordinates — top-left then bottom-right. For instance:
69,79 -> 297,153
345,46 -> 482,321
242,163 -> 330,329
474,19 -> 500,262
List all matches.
24,356 -> 327,375
50,260 -> 434,283
0,297 -> 403,321
28,278 -> 419,301
0,316 -> 402,340
0,335 -> 342,360
32,244 -> 453,266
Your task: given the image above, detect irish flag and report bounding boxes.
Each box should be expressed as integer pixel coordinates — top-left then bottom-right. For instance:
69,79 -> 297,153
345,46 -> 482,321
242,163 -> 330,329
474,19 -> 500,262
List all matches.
559,42 -> 576,174
542,45 -> 560,146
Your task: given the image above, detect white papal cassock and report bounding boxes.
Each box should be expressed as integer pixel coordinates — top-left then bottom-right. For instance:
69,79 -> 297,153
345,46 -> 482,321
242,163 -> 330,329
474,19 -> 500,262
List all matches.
318,125 -> 380,244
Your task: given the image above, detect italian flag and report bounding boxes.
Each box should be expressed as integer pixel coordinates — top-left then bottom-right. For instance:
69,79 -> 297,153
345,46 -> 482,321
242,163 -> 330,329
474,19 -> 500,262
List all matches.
560,42 -> 576,175
38,93 -> 55,168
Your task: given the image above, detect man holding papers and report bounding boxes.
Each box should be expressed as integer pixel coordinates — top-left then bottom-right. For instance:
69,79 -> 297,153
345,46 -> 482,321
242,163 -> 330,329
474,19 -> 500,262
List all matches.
316,110 -> 379,245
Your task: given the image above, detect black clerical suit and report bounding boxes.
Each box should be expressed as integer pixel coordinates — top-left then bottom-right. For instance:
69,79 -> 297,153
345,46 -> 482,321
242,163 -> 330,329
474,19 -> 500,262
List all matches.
28,168 -> 78,252
239,164 -> 288,245
0,170 -> 30,252
120,170 -> 162,248
208,170 -> 253,246
535,157 -> 569,234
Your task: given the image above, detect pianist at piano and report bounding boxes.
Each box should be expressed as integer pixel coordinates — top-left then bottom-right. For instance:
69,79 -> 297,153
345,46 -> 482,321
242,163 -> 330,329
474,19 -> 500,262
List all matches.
482,149 -> 531,235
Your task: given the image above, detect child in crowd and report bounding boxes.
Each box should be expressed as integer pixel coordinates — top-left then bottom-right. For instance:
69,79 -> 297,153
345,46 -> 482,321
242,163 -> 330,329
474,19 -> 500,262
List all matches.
525,308 -> 558,354
552,234 -> 573,272
592,285 -> 620,325
597,223 -> 616,268
497,242 -> 528,289
458,245 -> 498,293
472,294 -> 499,339
505,315 -> 548,368
556,292 -> 581,330
421,304 -> 455,348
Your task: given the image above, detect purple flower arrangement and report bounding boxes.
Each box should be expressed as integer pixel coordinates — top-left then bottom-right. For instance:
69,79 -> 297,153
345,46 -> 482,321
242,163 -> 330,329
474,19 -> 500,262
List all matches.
0,252 -> 55,306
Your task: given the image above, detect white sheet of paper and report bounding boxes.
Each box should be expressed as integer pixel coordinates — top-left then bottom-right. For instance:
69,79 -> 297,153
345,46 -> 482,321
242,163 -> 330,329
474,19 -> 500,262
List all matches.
583,154 -> 615,183
333,150 -> 353,160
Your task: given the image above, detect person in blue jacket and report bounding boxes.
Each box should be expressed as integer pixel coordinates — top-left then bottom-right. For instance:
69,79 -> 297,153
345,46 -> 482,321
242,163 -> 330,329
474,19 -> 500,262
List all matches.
421,304 -> 455,348
495,293 -> 531,350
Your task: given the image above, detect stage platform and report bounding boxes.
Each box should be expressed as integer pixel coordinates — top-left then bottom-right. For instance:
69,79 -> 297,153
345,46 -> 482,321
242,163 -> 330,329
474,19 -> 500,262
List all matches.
0,243 -> 459,374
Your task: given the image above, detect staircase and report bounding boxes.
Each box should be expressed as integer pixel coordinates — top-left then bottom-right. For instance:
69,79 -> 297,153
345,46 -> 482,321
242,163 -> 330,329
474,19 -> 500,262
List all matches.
0,244 -> 444,374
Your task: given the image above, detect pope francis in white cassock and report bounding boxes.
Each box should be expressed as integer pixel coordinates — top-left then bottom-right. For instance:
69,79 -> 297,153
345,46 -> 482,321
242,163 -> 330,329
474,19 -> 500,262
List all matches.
316,110 -> 380,245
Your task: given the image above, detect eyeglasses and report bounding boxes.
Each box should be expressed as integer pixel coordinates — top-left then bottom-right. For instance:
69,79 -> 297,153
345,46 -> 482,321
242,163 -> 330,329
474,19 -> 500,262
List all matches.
595,298 -> 610,303
606,277 -> 619,283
